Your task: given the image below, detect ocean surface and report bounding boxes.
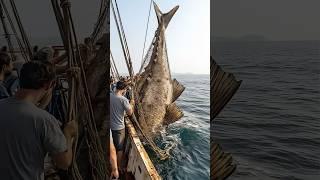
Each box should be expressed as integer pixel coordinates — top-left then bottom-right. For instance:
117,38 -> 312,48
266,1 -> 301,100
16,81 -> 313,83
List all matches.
213,41 -> 320,180
148,74 -> 210,180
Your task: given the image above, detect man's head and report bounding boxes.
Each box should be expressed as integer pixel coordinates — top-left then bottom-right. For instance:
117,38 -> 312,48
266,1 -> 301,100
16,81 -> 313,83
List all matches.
116,81 -> 128,94
0,52 -> 13,77
32,47 -> 54,62
20,61 -> 56,92
33,45 -> 39,53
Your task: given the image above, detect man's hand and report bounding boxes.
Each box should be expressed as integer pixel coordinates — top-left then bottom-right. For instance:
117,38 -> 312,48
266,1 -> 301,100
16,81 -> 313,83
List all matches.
63,120 -> 78,137
53,120 -> 77,170
110,168 -> 119,179
130,99 -> 135,106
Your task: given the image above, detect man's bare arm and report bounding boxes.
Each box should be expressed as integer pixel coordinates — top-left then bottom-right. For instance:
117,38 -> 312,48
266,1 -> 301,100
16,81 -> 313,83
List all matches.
126,99 -> 135,116
51,120 -> 77,170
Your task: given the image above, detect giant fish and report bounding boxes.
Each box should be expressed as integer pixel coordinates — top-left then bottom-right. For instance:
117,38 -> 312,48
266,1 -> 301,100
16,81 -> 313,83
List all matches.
134,2 -> 185,137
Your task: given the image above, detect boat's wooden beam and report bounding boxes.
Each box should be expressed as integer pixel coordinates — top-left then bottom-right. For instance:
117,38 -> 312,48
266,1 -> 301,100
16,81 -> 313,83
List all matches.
125,119 -> 161,180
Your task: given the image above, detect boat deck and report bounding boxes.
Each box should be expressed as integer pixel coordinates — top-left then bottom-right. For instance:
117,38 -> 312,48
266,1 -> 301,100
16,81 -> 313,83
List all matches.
124,119 -> 161,180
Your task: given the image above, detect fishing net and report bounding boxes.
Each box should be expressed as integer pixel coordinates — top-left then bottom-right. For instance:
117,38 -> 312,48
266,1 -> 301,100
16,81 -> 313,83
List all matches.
138,31 -> 172,78
138,35 -> 156,74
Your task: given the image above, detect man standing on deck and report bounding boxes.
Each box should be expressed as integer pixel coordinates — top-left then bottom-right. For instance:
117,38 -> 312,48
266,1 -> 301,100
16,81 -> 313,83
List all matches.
0,52 -> 13,99
0,61 -> 77,179
110,81 -> 134,171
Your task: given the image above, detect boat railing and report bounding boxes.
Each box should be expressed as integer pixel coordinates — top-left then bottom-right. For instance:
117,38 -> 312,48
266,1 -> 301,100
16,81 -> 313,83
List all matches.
124,118 -> 161,180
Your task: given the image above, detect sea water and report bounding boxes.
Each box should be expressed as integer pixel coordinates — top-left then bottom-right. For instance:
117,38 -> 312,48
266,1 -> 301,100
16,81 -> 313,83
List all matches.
213,40 -> 320,180
149,74 -> 210,180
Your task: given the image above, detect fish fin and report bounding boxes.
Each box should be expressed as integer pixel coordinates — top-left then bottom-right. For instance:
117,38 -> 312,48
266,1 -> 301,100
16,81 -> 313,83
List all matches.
172,78 -> 185,102
153,2 -> 179,29
163,103 -> 184,125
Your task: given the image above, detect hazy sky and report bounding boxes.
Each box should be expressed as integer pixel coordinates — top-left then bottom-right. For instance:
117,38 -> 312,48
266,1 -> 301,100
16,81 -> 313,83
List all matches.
0,0 -> 100,45
111,0 -> 210,75
212,0 -> 320,41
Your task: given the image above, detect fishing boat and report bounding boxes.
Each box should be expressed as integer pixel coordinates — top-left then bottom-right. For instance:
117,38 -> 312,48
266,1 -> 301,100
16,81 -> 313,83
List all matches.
110,0 -> 184,179
211,57 -> 242,180
2,0 -> 165,179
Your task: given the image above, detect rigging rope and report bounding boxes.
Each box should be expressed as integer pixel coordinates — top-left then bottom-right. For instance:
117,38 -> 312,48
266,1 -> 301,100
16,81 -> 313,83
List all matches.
8,0 -> 32,59
0,2 -> 14,60
51,0 -> 108,179
114,0 -> 133,77
0,0 -> 29,62
110,51 -> 120,80
111,0 -> 134,77
90,0 -> 107,43
140,0 -> 153,72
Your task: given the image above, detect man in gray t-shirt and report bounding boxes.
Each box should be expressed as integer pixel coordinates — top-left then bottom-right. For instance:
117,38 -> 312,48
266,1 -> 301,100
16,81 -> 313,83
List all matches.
110,81 -> 134,170
0,61 -> 77,180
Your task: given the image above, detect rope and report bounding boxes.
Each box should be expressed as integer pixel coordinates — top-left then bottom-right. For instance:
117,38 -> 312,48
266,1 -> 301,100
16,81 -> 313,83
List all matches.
0,2 -> 14,60
90,0 -> 107,43
51,0 -> 108,179
130,112 -> 169,160
110,51 -> 120,80
114,0 -> 133,77
8,0 -> 32,60
50,0 -> 67,46
0,0 -> 28,62
111,0 -> 134,77
140,0 -> 153,71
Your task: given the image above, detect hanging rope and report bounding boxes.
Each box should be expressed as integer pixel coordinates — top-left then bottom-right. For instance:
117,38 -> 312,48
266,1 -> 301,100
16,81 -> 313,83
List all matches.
114,0 -> 133,77
140,0 -> 153,71
90,0 -> 107,43
8,0 -> 32,59
110,51 -> 120,80
0,2 -> 14,60
0,0 -> 29,62
51,0 -> 108,179
111,0 -> 134,77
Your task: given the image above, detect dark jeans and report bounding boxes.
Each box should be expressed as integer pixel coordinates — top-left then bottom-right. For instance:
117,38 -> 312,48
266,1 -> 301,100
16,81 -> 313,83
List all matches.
111,129 -> 126,151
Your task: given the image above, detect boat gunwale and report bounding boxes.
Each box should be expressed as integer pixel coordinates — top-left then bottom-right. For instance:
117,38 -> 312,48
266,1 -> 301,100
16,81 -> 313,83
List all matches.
125,119 -> 161,180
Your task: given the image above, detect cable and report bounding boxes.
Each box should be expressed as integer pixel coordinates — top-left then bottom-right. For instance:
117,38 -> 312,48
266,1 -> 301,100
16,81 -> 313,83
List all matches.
141,0 -> 153,70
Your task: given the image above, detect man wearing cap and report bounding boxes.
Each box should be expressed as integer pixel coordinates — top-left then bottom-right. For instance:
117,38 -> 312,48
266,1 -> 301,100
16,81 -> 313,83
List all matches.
110,81 -> 134,170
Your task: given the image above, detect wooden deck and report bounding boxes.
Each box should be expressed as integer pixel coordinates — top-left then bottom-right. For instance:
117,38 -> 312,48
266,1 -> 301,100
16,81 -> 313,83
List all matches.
124,119 -> 161,180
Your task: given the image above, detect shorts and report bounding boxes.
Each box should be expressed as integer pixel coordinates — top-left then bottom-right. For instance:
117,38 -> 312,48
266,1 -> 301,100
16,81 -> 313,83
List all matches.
111,129 -> 126,151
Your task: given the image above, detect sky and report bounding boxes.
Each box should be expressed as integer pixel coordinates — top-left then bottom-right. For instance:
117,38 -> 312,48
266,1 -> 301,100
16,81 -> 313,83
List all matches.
0,0 -> 100,45
212,0 -> 320,41
111,0 -> 210,75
